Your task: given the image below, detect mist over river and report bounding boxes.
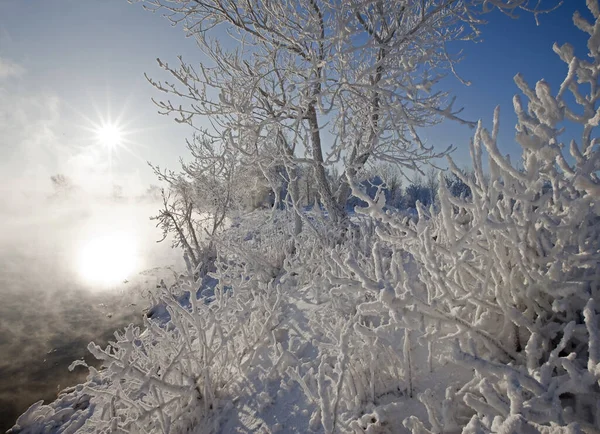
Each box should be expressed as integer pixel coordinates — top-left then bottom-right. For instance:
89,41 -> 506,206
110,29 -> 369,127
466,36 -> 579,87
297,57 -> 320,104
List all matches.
0,196 -> 183,432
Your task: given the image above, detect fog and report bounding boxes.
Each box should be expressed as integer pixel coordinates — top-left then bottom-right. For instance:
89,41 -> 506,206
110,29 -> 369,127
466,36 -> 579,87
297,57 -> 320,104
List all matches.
0,192 -> 183,431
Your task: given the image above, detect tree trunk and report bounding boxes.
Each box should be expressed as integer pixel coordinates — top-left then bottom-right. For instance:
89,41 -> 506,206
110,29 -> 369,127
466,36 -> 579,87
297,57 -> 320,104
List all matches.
291,183 -> 302,236
285,165 -> 303,236
337,152 -> 370,211
307,105 -> 346,226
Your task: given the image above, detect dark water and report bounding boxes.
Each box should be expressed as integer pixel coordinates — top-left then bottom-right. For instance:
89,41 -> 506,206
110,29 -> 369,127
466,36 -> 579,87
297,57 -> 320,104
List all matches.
0,308 -> 139,431
0,199 -> 181,432
0,282 -> 145,432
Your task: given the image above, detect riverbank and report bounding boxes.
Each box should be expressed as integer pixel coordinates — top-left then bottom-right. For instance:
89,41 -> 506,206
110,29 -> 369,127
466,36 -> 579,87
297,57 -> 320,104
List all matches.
0,197 -> 181,432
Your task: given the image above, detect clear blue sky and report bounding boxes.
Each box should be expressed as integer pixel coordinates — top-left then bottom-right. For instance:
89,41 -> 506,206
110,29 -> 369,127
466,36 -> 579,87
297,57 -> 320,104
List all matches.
424,0 -> 591,170
0,0 -> 592,195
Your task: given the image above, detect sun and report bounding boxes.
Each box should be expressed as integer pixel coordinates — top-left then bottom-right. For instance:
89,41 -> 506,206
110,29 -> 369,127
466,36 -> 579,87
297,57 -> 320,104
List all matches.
75,101 -> 146,167
96,123 -> 123,149
78,233 -> 138,286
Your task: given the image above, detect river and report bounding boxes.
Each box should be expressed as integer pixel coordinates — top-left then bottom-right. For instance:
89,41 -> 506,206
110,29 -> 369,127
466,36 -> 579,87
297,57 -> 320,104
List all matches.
0,197 -> 182,432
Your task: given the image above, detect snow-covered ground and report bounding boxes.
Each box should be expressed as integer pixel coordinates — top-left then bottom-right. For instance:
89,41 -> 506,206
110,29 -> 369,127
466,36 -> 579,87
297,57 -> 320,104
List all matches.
3,209 -> 474,433
6,196 -> 592,433
7,191 -> 600,433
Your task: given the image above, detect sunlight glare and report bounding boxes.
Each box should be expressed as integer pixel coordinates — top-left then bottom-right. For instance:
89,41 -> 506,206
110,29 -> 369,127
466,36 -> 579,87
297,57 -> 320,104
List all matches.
78,233 -> 138,286
96,123 -> 122,149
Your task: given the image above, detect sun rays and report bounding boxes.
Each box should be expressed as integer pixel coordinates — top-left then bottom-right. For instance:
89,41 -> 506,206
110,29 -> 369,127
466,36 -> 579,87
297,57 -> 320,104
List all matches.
71,93 -> 150,170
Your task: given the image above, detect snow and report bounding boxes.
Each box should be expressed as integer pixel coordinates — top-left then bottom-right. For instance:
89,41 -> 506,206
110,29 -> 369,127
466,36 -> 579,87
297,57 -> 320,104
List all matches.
7,188 -> 596,432
6,209 -> 470,434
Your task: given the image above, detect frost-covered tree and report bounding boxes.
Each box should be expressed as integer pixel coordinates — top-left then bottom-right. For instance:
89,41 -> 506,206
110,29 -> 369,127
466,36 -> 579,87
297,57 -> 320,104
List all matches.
404,176 -> 432,208
150,134 -> 243,275
134,0 -> 558,227
50,173 -> 76,198
425,167 -> 440,206
445,170 -> 472,199
144,183 -> 163,201
376,163 -> 404,208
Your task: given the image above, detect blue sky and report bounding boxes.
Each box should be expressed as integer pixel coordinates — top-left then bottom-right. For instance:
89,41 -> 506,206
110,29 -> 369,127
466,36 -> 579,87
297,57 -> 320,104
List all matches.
0,0 -> 592,195
424,1 -> 592,169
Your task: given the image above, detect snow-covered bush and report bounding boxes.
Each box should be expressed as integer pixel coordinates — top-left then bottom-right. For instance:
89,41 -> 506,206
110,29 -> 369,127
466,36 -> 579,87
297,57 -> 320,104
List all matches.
346,2 -> 600,432
273,216 -> 420,433
9,226 -> 287,434
213,210 -> 299,284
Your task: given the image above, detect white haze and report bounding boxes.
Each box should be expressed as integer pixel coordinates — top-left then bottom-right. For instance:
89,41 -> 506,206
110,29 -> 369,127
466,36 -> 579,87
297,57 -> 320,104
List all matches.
0,54 -> 187,429
0,191 -> 183,429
